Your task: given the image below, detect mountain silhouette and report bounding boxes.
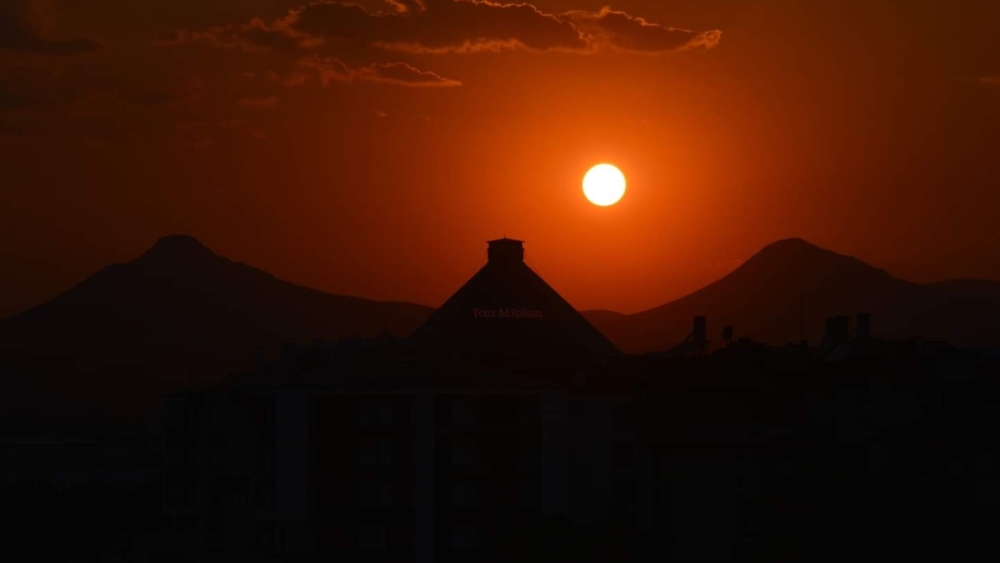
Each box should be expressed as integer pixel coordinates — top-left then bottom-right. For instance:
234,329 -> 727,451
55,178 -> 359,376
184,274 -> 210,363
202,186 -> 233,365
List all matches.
5,234 -> 999,430
927,278 -> 1000,306
0,235 -> 433,431
583,238 -> 1000,353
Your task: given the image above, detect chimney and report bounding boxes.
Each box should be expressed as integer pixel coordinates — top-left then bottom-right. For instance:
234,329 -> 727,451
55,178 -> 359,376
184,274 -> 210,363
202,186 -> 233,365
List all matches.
857,313 -> 870,341
693,316 -> 707,343
837,316 -> 850,342
824,316 -> 850,345
255,346 -> 268,370
487,238 -> 524,264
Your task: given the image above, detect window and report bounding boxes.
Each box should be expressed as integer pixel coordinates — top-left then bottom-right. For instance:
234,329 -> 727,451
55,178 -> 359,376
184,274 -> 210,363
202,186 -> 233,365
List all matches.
451,438 -> 479,467
518,436 -> 540,468
614,479 -> 636,511
165,486 -> 183,508
977,453 -> 994,473
255,522 -> 276,551
520,482 -> 538,509
656,453 -> 671,479
177,515 -> 196,533
360,481 -> 393,509
359,437 -> 394,466
482,396 -> 518,426
451,525 -> 479,550
613,442 -> 635,468
253,484 -> 273,509
184,404 -> 199,431
451,482 -> 479,509
260,400 -> 275,434
359,398 -> 393,427
452,398 -> 479,426
168,446 -> 182,467
612,404 -> 637,429
359,525 -> 389,551
519,399 -> 540,425
237,486 -> 250,507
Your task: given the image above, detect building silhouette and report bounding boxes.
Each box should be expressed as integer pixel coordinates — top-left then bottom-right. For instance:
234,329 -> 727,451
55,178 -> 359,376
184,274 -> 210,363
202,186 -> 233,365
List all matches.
412,238 -> 619,361
160,238 -> 1000,562
163,238 -> 620,560
164,354 -> 569,561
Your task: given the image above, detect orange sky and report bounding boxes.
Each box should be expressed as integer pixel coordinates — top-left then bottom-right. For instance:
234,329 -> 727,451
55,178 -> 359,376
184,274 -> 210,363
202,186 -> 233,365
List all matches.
2,0 -> 1000,318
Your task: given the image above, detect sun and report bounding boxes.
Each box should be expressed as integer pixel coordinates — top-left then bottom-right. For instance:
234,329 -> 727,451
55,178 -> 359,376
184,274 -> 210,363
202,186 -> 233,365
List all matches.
583,164 -> 626,206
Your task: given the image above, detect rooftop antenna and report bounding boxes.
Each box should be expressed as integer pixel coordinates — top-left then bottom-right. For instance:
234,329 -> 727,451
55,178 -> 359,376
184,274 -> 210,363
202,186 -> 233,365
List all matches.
799,295 -> 805,343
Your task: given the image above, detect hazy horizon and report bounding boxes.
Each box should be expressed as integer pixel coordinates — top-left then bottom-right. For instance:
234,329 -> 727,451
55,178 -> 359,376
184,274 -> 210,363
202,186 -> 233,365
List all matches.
4,232 -> 998,321
3,0 -> 999,318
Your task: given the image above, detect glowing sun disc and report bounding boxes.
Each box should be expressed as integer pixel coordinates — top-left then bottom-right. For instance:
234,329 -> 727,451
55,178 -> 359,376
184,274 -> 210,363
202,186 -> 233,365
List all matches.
583,164 -> 626,206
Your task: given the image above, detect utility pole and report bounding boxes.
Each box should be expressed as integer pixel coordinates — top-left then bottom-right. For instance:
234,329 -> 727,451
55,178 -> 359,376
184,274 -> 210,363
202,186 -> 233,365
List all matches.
799,295 -> 805,344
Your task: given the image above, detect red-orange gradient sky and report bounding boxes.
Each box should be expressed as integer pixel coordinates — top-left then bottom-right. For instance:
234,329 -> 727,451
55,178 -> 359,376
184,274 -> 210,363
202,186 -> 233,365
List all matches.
2,0 -> 1000,318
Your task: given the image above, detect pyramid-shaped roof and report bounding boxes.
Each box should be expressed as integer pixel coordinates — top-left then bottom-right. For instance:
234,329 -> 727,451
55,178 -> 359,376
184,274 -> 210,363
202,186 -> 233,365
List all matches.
412,238 -> 619,361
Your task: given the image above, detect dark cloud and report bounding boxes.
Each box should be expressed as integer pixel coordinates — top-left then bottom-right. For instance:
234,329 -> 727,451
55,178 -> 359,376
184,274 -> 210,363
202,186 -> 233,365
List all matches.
365,61 -> 462,87
154,1 -> 715,97
564,7 -> 723,53
0,0 -> 102,56
156,17 -> 319,52
385,0 -> 426,14
165,1 -> 719,56
292,0 -> 587,54
982,76 -> 1000,87
295,55 -> 462,87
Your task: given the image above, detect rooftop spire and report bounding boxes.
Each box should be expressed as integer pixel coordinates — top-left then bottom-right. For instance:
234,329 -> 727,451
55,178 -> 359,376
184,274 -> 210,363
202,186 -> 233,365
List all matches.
487,237 -> 524,263
413,236 -> 619,360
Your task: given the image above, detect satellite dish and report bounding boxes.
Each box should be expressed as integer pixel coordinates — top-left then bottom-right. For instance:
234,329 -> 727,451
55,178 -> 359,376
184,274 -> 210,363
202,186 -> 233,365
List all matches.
722,325 -> 734,343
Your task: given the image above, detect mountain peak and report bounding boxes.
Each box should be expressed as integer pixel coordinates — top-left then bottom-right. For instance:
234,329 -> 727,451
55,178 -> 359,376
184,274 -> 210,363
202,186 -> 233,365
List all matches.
759,237 -> 823,253
719,236 -> 893,290
136,235 -> 217,264
749,237 -> 848,265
